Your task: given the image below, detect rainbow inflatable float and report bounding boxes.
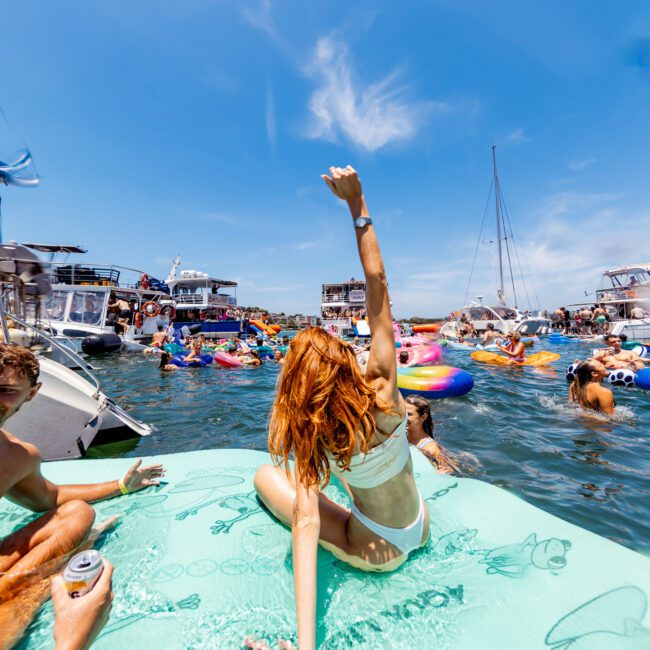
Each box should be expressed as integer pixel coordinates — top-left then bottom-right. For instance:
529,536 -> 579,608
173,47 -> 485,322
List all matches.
398,365 -> 474,399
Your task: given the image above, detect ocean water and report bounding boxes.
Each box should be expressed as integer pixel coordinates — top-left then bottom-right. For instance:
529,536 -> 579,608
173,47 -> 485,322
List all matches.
90,338 -> 650,555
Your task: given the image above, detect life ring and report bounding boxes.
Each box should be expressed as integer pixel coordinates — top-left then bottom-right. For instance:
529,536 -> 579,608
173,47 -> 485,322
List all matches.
134,312 -> 143,329
141,273 -> 150,289
142,301 -> 160,318
160,305 -> 176,319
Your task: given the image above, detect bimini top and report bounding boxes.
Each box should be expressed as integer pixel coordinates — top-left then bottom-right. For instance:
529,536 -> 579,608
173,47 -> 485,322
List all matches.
604,264 -> 650,277
22,243 -> 88,254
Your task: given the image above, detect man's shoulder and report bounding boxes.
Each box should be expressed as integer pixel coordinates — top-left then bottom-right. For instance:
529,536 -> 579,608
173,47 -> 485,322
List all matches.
1,430 -> 41,465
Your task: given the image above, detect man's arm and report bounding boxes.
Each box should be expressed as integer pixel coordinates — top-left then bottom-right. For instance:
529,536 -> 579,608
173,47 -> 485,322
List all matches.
7,450 -> 165,513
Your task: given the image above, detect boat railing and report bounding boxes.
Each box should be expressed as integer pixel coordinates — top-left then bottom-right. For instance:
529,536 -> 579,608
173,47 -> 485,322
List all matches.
173,294 -> 205,306
48,262 -> 165,291
596,287 -> 646,302
5,312 -> 102,395
322,293 -> 350,304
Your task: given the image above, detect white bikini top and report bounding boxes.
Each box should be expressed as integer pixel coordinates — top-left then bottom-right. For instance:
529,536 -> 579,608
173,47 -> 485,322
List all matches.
328,417 -> 410,489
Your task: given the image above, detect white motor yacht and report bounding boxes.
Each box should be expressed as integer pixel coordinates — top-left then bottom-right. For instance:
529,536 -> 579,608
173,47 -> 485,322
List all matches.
569,264 -> 650,341
0,244 -> 152,460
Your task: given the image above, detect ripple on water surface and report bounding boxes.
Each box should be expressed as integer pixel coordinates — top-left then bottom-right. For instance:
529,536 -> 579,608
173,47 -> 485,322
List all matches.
91,340 -> 650,553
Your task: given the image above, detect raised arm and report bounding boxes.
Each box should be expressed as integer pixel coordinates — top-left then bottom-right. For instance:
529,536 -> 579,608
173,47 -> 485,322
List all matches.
292,465 -> 320,650
321,166 -> 398,398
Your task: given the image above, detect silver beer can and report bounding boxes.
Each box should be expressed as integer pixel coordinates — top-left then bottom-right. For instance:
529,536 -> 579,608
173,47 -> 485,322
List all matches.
63,550 -> 104,598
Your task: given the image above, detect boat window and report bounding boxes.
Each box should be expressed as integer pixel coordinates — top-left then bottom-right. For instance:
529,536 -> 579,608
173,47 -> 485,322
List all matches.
44,290 -> 71,321
69,290 -> 105,325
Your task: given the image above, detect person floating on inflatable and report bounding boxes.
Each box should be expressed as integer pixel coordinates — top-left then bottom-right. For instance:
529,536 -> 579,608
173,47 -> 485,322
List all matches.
593,334 -> 646,372
568,360 -> 614,415
496,332 -> 526,365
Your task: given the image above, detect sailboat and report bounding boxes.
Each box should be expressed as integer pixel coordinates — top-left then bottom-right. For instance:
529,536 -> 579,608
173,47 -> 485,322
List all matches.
440,146 -> 551,338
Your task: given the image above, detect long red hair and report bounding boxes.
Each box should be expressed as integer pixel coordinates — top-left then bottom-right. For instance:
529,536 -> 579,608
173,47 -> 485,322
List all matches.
269,327 -> 390,488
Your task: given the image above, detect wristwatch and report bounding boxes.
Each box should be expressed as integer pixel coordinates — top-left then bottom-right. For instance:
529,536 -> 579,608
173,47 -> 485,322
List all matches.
353,216 -> 373,229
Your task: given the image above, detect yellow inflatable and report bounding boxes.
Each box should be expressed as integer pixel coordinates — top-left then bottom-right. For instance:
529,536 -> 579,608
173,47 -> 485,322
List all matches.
470,350 -> 560,367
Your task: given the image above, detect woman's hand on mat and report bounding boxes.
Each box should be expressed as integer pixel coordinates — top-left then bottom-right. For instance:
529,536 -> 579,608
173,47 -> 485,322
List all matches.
244,636 -> 296,649
52,558 -> 114,650
123,459 -> 166,493
321,165 -> 363,203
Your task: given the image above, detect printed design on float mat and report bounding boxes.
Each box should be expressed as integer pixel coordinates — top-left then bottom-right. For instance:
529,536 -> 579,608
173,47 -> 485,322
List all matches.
544,586 -> 650,649
430,528 -> 572,578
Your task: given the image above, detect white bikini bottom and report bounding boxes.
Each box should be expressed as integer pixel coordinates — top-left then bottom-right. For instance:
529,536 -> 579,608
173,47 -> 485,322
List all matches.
350,495 -> 427,556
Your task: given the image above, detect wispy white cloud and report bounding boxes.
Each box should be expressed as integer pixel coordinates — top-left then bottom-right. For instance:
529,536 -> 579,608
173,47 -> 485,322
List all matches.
293,241 -> 316,251
568,157 -> 597,171
305,37 -> 451,152
242,0 -> 275,38
502,128 -> 530,144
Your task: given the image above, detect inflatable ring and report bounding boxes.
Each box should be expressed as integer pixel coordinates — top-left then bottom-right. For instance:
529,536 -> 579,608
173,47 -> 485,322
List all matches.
397,365 -> 474,399
566,363 -> 642,389
141,273 -> 150,289
160,304 -> 176,319
142,301 -> 160,318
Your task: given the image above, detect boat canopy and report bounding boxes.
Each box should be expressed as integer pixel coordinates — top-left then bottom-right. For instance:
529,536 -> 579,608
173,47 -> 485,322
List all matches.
603,264 -> 650,277
22,243 -> 88,254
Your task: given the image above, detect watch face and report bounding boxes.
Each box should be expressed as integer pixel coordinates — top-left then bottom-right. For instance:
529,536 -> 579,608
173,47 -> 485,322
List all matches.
355,217 -> 369,227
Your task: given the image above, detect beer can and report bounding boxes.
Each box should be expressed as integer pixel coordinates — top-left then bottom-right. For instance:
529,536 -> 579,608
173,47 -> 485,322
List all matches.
63,550 -> 104,598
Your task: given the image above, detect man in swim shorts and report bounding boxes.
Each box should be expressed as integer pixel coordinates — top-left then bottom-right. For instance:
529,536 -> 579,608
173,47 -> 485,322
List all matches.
0,345 -> 165,646
152,325 -> 170,348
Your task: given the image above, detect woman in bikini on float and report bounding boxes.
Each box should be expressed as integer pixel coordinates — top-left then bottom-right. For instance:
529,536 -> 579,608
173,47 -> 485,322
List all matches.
247,166 -> 429,650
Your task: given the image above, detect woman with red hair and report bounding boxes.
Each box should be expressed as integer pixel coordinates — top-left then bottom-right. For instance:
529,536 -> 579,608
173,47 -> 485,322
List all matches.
251,166 -> 429,650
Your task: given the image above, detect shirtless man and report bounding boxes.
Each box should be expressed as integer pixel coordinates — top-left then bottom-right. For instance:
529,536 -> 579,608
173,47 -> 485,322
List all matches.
107,293 -> 130,335
593,334 -> 646,371
0,345 -> 165,647
496,331 -> 526,365
481,323 -> 501,346
151,325 -> 170,348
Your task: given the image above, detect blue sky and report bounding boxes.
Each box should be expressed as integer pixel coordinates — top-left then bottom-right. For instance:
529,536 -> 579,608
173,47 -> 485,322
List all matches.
2,1 -> 650,317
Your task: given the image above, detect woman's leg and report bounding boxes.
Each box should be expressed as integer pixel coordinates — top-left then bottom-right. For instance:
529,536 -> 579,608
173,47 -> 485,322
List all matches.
254,464 -> 352,553
253,465 -> 420,568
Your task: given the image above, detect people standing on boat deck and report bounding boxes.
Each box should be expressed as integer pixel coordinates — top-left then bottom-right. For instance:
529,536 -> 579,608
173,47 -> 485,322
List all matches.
592,305 -> 608,334
496,331 -> 526,365
579,307 -> 593,335
249,166 -> 429,650
593,334 -> 646,371
481,323 -> 501,346
404,395 -> 457,474
0,344 -> 165,648
107,292 -> 130,334
152,325 -> 170,348
568,360 -> 615,415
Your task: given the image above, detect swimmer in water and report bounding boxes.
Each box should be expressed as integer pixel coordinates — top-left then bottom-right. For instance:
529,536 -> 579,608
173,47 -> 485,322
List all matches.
158,351 -> 178,372
568,360 -> 614,415
397,350 -> 411,367
405,395 -> 457,474
274,349 -> 285,365
496,331 -> 525,365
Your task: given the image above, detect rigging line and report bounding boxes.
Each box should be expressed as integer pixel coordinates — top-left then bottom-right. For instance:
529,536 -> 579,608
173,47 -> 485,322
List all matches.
463,180 -> 494,306
501,191 -> 540,310
496,182 -> 518,308
498,186 -> 524,310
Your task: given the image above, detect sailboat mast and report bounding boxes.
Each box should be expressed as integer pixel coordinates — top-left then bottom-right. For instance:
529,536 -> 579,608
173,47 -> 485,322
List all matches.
492,145 -> 505,305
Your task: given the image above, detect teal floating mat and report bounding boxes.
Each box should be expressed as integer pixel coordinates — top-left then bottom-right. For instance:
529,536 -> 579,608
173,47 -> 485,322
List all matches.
2,449 -> 650,649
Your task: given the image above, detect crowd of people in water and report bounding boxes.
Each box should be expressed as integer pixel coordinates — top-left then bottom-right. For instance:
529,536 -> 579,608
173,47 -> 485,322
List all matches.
1,164 -> 648,650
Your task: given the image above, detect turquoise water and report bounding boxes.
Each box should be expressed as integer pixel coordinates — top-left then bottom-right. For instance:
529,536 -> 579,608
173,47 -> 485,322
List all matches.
91,338 -> 650,554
